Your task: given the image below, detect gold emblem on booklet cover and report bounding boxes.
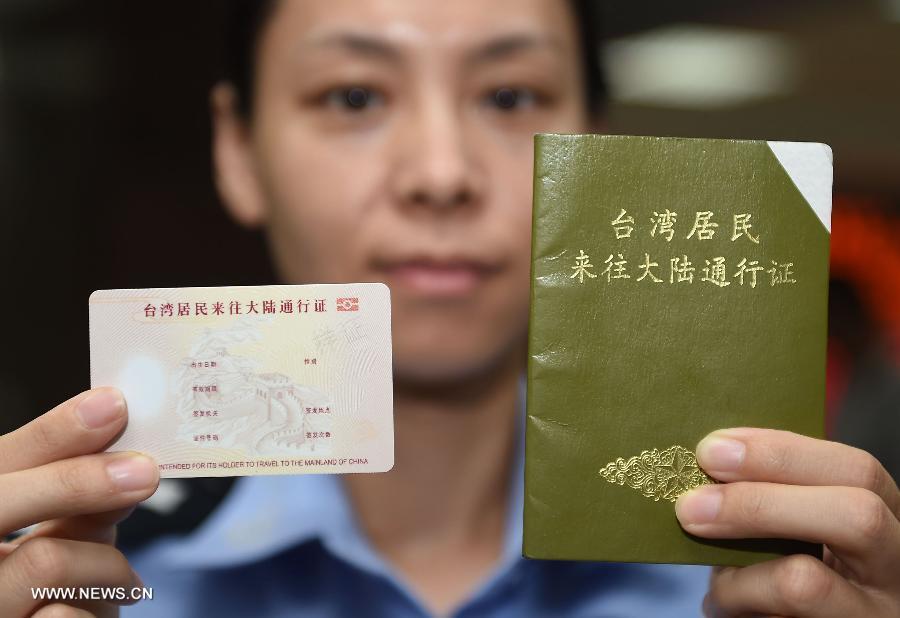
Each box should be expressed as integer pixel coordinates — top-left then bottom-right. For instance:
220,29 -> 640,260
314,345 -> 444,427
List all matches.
599,445 -> 715,502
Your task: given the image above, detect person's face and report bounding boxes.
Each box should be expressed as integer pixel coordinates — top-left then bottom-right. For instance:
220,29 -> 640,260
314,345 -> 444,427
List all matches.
213,0 -> 593,385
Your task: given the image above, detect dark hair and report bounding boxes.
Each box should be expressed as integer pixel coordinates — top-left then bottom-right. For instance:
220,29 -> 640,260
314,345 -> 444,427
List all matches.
224,0 -> 607,118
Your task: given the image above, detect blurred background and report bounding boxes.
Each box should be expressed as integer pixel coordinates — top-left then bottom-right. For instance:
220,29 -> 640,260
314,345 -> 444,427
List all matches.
1,1 -> 898,480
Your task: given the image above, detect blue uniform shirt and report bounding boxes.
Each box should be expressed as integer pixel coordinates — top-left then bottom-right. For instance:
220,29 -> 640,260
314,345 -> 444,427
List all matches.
124,407 -> 710,617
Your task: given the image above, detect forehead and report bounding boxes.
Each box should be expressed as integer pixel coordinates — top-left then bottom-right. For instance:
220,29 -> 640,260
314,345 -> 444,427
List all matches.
262,0 -> 578,56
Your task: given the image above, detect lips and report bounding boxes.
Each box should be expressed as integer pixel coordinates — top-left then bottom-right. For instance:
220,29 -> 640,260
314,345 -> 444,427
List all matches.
373,256 -> 502,297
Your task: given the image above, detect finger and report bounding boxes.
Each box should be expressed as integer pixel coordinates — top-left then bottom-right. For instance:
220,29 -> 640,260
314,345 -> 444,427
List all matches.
676,482 -> 900,585
0,538 -> 140,616
32,604 -> 98,618
696,428 -> 900,516
0,388 -> 127,474
40,599 -> 122,618
0,453 -> 158,537
13,508 -> 136,546
32,602 -> 116,618
705,554 -> 880,617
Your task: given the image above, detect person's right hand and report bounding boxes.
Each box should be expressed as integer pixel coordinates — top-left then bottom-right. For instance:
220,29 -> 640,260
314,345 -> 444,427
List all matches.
0,387 -> 159,617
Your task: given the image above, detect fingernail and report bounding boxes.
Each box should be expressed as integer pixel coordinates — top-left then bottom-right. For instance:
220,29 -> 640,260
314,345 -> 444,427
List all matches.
696,434 -> 745,472
76,389 -> 125,429
106,454 -> 158,492
131,567 -> 145,588
675,486 -> 722,525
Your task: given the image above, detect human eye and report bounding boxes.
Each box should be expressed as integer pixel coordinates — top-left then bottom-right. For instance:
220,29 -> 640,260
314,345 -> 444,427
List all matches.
483,86 -> 542,112
320,86 -> 385,112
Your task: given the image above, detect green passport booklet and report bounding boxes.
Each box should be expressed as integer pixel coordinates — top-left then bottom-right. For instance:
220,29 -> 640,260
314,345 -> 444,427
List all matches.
524,134 -> 832,566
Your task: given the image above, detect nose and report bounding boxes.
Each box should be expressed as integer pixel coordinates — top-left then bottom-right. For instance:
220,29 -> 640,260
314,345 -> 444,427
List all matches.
389,95 -> 485,215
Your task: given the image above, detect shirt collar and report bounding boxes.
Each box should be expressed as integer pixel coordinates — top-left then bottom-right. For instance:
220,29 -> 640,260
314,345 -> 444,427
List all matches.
152,380 -> 527,580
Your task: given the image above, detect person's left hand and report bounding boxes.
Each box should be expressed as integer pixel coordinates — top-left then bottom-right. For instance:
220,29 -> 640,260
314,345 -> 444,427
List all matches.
675,428 -> 900,617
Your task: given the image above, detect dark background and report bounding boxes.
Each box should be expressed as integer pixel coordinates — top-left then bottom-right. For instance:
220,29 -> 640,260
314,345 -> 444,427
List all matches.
1,0 -> 897,475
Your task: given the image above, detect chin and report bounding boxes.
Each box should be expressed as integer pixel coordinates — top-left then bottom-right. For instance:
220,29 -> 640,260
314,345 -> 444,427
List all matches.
391,329 -> 527,390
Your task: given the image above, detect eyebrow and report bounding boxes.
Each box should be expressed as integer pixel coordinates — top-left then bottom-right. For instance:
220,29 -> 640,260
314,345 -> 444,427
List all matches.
308,32 -> 403,63
305,31 -> 562,66
467,34 -> 563,65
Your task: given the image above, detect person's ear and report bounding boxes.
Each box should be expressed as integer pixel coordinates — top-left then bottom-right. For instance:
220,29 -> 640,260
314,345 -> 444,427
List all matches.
210,82 -> 266,228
